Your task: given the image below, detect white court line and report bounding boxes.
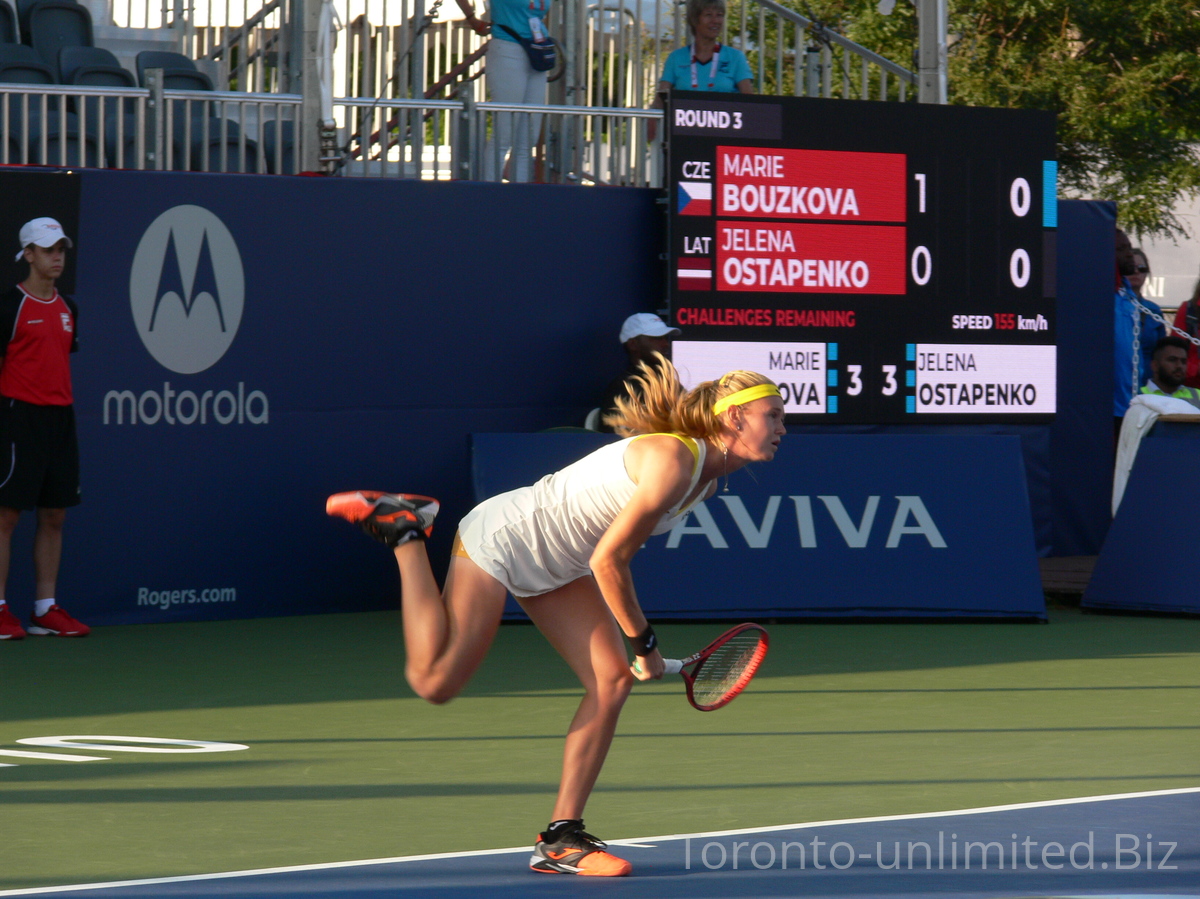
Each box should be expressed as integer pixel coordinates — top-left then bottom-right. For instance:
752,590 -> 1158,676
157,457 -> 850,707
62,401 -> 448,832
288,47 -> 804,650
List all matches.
607,784 -> 1200,846
1,786 -> 1197,896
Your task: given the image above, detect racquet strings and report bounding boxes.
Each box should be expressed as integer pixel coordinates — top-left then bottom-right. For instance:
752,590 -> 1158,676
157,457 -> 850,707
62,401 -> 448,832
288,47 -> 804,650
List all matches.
690,628 -> 768,707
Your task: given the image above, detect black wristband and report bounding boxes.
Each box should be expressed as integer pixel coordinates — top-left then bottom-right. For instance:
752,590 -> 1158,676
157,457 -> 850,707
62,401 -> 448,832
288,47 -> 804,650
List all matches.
628,625 -> 657,656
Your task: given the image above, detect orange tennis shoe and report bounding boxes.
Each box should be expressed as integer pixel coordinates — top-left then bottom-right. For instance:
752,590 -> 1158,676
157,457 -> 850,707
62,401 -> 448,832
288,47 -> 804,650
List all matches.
529,822 -> 632,876
326,491 -> 439,547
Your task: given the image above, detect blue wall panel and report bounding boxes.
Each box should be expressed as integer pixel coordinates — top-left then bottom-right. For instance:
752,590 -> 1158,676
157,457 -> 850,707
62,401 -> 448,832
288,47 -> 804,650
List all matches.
1083,424 -> 1200,614
0,169 -> 1113,625
50,171 -> 660,625
472,433 -> 1046,619
1048,200 -> 1115,557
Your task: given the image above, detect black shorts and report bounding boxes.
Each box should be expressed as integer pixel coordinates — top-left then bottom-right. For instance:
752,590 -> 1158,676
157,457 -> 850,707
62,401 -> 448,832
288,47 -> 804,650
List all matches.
0,398 -> 80,510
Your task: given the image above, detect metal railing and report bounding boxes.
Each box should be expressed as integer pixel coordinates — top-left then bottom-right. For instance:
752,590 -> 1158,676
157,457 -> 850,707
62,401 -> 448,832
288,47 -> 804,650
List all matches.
1,84 -> 145,167
100,0 -> 291,93
193,0 -> 291,94
333,95 -> 660,185
98,0 -> 914,101
39,0 -> 914,177
329,0 -> 914,181
0,81 -> 301,172
744,0 -> 916,101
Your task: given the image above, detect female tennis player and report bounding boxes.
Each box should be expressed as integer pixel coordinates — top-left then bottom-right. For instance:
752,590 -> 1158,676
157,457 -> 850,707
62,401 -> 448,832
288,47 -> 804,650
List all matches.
327,360 -> 784,877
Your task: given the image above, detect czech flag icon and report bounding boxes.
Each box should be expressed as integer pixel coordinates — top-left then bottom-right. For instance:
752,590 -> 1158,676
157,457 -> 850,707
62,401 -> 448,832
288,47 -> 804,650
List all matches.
677,181 -> 712,216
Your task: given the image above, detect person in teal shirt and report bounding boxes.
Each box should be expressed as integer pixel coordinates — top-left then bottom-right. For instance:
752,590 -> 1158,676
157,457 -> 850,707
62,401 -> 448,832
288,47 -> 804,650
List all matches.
648,0 -> 753,140
657,0 -> 753,94
1140,336 -> 1200,410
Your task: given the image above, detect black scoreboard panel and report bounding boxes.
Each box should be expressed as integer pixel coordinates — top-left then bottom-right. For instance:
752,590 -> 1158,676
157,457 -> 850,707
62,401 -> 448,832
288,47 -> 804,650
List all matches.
666,93 -> 1057,424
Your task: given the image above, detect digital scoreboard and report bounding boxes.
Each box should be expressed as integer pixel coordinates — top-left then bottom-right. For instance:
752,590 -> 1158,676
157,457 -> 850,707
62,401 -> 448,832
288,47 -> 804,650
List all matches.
666,93 -> 1057,423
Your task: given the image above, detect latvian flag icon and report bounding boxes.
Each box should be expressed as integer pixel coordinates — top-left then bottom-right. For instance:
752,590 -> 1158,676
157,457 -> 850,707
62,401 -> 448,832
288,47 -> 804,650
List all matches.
677,257 -> 712,290
677,181 -> 712,216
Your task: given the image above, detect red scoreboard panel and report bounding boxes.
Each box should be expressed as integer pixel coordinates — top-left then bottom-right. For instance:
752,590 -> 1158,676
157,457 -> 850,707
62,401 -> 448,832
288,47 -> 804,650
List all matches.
666,94 -> 1057,423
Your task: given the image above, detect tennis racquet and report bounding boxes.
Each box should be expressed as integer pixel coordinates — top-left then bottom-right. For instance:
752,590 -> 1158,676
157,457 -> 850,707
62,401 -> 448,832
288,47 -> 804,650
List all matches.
640,623 -> 769,711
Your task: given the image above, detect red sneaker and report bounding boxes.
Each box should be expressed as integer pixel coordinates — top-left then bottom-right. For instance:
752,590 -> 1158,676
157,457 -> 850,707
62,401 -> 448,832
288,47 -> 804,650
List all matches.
28,605 -> 90,637
326,491 -> 439,547
0,604 -> 26,640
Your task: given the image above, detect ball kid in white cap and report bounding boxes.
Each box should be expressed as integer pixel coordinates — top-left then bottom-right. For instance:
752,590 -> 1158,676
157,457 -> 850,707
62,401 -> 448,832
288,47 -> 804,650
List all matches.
15,217 -> 73,262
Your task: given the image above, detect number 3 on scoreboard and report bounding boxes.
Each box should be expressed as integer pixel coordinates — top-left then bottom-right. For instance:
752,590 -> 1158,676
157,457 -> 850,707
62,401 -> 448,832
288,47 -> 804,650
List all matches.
881,365 -> 898,396
846,364 -> 863,396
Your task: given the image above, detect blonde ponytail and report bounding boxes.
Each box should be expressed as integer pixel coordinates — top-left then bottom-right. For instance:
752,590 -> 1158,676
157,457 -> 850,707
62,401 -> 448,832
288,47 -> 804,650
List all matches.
603,354 -> 684,435
605,357 -> 779,438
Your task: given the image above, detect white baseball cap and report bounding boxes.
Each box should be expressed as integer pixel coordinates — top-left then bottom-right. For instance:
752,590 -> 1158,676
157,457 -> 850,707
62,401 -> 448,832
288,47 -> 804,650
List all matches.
620,312 -> 681,344
15,217 -> 73,261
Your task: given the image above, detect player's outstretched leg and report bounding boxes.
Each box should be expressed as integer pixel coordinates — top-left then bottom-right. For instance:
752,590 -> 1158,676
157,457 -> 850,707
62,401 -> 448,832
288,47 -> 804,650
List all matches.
326,491 -> 439,547
327,490 -> 507,705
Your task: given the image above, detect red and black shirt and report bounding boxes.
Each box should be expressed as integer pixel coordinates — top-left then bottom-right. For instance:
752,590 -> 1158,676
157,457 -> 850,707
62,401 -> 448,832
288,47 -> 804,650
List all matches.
0,285 -> 79,406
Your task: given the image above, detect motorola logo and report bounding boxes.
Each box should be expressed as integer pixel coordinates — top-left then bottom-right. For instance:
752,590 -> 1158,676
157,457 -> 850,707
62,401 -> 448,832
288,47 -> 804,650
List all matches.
129,205 -> 244,375
106,205 -> 267,426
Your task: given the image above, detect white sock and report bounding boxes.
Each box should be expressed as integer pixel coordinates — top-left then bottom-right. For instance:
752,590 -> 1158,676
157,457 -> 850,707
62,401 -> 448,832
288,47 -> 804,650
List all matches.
34,599 -> 55,617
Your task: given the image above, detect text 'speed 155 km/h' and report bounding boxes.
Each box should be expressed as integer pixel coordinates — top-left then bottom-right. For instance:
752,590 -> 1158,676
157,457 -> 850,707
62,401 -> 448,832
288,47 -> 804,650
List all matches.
666,94 -> 1058,424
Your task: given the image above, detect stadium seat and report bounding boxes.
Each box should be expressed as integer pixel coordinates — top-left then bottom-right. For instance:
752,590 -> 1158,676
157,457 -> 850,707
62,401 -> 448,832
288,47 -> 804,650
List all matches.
189,123 -> 258,173
135,49 -> 200,86
135,50 -> 259,173
14,0 -> 37,38
58,43 -> 123,84
0,37 -> 50,78
61,45 -> 140,166
25,112 -> 98,164
1,1 -> 17,43
259,117 -> 294,174
158,67 -> 213,92
1,41 -> 99,166
25,0 -> 92,79
163,80 -> 258,172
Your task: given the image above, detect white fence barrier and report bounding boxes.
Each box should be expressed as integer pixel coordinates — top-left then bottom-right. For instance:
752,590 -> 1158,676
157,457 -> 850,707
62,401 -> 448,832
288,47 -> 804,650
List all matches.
95,0 -> 914,104
0,81 -> 301,172
333,96 -> 660,185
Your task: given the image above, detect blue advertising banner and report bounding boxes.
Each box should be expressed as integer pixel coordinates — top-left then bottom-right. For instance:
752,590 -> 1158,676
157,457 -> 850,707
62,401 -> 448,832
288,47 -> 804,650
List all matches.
12,169 -> 660,626
1083,423 -> 1200,615
0,168 -> 1106,628
471,433 -> 1046,619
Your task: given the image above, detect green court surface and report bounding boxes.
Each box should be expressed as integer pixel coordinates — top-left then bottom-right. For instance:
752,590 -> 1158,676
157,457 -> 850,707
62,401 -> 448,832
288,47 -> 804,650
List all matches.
0,608 -> 1196,893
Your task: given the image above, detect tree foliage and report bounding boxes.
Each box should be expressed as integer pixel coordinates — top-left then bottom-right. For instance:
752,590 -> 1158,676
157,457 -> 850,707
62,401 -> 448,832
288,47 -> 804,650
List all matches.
766,0 -> 1200,238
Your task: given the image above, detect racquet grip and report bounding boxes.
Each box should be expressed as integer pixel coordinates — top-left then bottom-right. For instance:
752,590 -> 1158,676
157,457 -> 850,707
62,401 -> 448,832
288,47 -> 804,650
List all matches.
663,659 -> 683,675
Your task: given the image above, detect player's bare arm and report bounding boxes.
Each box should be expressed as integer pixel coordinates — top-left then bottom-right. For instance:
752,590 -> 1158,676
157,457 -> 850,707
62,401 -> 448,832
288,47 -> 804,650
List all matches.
590,436 -> 698,680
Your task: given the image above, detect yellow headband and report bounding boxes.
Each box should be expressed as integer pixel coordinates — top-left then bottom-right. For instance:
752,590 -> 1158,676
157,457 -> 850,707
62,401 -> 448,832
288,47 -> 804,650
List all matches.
713,383 -> 781,415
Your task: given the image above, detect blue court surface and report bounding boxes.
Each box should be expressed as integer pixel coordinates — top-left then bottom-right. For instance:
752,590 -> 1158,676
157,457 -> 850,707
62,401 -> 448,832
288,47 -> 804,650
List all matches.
4,788 -> 1195,898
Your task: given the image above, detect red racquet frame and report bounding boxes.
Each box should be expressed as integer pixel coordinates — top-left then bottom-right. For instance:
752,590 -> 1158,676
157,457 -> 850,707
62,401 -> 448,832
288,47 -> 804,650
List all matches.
663,622 -> 770,711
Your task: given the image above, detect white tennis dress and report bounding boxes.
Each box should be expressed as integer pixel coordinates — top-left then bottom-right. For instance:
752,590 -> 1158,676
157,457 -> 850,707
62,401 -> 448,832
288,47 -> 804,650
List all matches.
458,434 -> 708,597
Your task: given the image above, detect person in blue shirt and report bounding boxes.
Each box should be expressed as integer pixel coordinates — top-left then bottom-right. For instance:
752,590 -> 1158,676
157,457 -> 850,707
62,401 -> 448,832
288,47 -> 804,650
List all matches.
1114,227 -> 1165,422
648,0 -> 753,139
